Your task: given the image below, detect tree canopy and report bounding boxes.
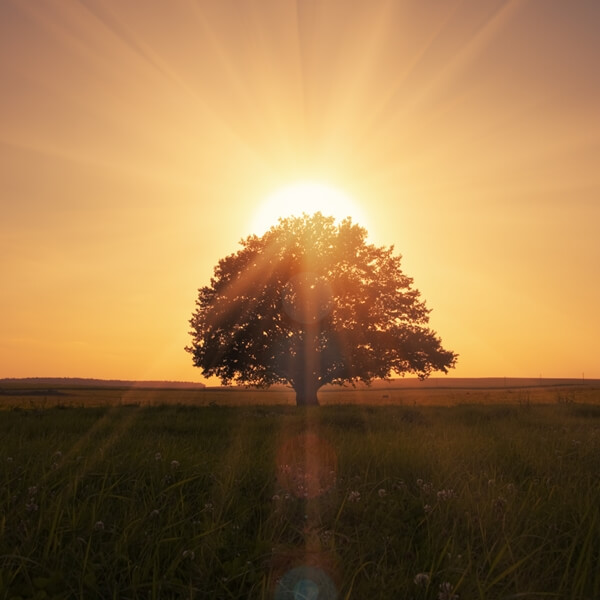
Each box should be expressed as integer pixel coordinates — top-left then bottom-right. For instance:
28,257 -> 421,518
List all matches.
186,213 -> 457,405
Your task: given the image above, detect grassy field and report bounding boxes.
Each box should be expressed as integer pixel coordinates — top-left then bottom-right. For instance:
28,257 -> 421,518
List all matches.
0,379 -> 599,409
1,386 -> 599,599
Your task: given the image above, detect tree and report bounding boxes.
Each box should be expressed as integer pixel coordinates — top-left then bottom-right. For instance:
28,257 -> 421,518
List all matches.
186,213 -> 457,405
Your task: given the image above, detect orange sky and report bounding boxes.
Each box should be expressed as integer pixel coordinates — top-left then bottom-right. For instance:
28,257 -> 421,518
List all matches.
1,0 -> 599,382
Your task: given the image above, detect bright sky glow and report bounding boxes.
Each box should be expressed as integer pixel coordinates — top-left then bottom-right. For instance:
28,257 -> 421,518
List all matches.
1,1 -> 599,381
250,181 -> 369,235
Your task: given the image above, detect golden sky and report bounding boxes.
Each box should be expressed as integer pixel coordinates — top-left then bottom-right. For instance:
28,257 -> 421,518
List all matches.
1,0 -> 599,382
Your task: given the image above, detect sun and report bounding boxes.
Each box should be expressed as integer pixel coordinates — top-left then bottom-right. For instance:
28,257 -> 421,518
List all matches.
250,180 -> 368,235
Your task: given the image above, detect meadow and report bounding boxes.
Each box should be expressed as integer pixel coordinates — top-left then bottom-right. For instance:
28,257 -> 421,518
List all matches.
0,384 -> 599,599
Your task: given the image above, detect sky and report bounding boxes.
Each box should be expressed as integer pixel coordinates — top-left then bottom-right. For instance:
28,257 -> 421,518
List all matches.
1,0 -> 599,383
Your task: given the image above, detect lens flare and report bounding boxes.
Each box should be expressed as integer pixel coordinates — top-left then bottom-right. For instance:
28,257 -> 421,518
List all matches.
282,272 -> 334,325
276,432 -> 337,499
274,565 -> 338,600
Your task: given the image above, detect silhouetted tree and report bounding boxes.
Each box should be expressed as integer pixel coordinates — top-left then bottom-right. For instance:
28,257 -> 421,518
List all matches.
186,213 -> 457,405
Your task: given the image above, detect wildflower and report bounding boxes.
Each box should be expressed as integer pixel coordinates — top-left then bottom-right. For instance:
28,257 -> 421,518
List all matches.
424,504 -> 432,514
272,494 -> 281,501
28,486 -> 38,496
25,500 -> 38,512
155,452 -> 162,461
6,457 -> 13,463
348,490 -> 361,502
182,550 -> 195,560
416,478 -> 424,487
422,482 -> 433,495
488,479 -> 495,487
94,521 -> 104,531
321,530 -> 334,543
170,460 -> 180,470
493,496 -> 507,517
438,581 -> 459,600
204,502 -> 214,512
53,451 -> 62,459
378,488 -> 387,497
149,509 -> 160,518
414,572 -> 430,586
437,488 -> 456,501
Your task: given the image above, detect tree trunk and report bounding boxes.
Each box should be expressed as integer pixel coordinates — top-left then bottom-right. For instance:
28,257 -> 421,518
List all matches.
294,324 -> 320,406
294,386 -> 320,406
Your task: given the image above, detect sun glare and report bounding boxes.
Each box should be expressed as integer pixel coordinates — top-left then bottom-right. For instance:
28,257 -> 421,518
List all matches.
250,181 -> 368,235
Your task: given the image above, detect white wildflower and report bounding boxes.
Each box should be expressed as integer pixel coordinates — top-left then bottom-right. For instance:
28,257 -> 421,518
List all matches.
438,581 -> 459,600
170,460 -> 180,470
94,521 -> 104,531
493,496 -> 507,517
272,494 -> 280,501
378,488 -> 387,497
437,488 -> 456,501
154,452 -> 162,461
321,530 -> 334,543
28,486 -> 38,496
414,572 -> 430,586
348,490 -> 361,502
424,504 -> 432,514
182,550 -> 195,560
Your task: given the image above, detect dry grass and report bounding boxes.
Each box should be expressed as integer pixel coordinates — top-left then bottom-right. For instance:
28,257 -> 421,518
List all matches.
1,380 -> 599,409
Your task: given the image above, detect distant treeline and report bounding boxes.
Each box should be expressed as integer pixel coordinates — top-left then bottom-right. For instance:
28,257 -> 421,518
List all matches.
0,377 -> 206,390
349,377 -> 597,390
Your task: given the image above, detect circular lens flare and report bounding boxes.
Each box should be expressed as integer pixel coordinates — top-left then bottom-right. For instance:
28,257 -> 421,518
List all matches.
274,565 -> 338,600
282,272 -> 334,324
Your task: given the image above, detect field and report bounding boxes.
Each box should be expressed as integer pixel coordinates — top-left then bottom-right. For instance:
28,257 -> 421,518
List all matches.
1,382 -> 599,599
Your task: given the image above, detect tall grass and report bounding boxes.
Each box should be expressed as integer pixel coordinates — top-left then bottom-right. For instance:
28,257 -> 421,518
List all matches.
0,403 -> 598,598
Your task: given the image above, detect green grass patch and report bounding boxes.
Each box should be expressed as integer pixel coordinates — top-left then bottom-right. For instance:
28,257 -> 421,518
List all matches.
0,403 -> 598,599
